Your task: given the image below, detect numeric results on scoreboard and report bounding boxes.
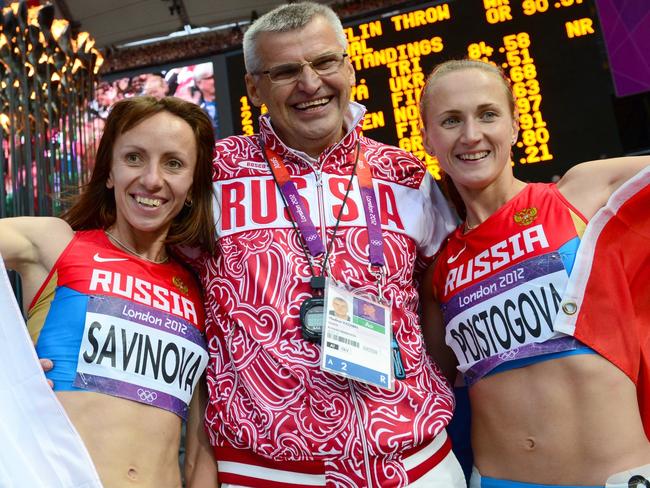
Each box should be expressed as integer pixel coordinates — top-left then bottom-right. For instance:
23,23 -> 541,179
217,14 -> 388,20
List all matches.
233,0 -> 620,182
339,0 -> 609,180
468,31 -> 553,165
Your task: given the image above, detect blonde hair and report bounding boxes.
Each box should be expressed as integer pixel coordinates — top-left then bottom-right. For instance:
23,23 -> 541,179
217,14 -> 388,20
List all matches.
420,59 -> 515,127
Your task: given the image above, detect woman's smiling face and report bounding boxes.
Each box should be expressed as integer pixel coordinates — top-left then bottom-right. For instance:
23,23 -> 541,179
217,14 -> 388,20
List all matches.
421,68 -> 519,192
107,111 -> 197,239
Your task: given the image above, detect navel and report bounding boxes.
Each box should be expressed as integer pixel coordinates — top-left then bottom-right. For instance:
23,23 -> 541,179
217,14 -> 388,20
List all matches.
524,437 -> 536,450
127,467 -> 139,481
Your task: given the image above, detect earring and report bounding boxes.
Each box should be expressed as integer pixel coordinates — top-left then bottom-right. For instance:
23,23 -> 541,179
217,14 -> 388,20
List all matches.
184,198 -> 193,208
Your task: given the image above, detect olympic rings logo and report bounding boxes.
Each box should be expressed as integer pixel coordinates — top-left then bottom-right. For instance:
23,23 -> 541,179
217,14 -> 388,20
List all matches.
305,235 -> 318,241
370,239 -> 382,246
137,388 -> 158,403
499,350 -> 518,361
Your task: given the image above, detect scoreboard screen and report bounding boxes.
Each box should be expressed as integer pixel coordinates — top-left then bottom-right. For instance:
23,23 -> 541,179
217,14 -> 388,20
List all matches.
226,0 -> 622,182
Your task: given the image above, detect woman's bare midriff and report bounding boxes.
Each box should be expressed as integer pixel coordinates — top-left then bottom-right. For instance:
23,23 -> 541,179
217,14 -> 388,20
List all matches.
57,391 -> 182,488
470,354 -> 650,485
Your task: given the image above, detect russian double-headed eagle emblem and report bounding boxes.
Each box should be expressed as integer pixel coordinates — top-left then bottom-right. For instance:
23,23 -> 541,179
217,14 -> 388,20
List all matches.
513,207 -> 538,226
172,276 -> 189,295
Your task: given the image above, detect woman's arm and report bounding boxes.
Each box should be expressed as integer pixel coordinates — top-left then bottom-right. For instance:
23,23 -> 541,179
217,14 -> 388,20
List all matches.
0,217 -> 73,309
420,262 -> 458,385
0,218 -> 41,271
557,156 -> 650,220
184,377 -> 218,488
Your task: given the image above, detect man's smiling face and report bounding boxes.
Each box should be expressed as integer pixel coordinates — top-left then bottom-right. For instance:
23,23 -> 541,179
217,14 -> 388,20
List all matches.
245,16 -> 355,157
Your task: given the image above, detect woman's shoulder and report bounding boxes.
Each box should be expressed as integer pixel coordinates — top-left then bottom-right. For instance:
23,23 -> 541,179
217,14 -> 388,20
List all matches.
0,216 -> 73,261
2,215 -> 71,232
556,157 -> 650,219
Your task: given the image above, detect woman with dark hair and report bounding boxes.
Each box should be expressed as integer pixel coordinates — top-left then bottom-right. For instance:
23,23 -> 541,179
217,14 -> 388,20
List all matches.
0,96 -> 217,487
419,59 -> 650,487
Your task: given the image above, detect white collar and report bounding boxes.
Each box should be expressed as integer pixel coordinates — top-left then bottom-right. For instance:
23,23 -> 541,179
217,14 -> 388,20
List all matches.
264,101 -> 366,164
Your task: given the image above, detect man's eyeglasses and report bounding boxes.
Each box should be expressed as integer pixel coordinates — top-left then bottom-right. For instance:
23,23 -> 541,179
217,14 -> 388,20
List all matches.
254,52 -> 349,84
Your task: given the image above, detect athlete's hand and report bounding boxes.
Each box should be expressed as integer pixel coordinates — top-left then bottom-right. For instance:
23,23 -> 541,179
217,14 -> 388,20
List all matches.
40,358 -> 54,388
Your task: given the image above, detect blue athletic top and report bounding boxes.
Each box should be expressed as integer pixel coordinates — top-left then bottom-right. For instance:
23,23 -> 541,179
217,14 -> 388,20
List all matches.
27,230 -> 208,419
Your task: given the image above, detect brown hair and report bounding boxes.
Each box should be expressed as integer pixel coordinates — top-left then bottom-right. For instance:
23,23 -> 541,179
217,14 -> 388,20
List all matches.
61,96 -> 215,253
419,59 -> 516,220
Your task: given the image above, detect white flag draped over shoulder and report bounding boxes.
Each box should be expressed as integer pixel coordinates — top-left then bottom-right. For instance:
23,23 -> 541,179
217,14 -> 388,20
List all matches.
0,254 -> 102,488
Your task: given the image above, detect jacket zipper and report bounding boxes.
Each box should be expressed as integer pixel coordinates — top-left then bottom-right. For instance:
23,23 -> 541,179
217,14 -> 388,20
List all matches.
349,381 -> 373,487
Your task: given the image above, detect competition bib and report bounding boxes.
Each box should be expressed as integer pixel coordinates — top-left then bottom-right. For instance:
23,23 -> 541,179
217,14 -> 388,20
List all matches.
442,251 -> 568,383
74,295 -> 209,419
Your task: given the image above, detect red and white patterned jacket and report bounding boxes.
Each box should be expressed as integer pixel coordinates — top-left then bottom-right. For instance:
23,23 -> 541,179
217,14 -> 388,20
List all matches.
198,103 -> 458,487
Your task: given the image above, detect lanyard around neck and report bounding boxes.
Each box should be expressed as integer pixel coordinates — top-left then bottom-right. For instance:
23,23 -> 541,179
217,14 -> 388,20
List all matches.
355,149 -> 385,267
262,141 -> 385,268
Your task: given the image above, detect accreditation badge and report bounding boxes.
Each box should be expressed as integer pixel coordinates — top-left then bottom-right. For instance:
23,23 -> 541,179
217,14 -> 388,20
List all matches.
321,282 -> 394,390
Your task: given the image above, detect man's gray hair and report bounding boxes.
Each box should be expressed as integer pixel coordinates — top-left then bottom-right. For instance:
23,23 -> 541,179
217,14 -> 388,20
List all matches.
243,2 -> 348,74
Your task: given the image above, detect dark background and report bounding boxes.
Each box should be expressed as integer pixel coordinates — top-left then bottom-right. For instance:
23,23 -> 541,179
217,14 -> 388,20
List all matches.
106,0 -> 650,183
